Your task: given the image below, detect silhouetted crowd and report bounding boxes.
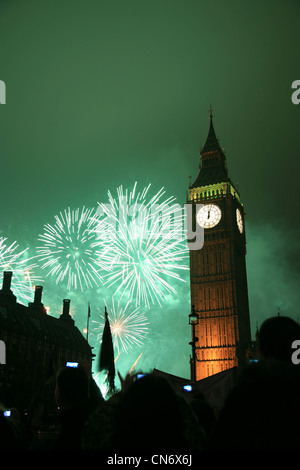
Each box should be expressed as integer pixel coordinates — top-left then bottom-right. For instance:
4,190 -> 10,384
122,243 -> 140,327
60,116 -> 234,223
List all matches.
1,315 -> 300,451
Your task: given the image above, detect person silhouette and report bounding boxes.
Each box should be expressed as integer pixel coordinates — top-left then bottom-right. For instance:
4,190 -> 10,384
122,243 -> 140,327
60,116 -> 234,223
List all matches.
52,365 -> 95,450
257,315 -> 300,363
103,373 -> 191,450
209,316 -> 300,449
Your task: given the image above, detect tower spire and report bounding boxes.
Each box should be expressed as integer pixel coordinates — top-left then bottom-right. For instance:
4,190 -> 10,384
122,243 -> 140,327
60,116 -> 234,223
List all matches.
201,106 -> 222,155
190,108 -> 229,189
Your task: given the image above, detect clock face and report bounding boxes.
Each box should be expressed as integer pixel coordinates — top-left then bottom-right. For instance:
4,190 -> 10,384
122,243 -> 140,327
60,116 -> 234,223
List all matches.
236,208 -> 244,233
197,204 -> 221,229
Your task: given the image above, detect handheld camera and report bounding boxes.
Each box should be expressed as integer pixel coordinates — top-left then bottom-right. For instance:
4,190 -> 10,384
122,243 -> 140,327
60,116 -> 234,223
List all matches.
137,373 -> 146,380
66,362 -> 79,368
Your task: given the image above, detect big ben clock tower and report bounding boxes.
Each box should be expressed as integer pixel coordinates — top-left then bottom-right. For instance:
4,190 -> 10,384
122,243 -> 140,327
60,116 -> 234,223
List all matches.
188,109 -> 251,380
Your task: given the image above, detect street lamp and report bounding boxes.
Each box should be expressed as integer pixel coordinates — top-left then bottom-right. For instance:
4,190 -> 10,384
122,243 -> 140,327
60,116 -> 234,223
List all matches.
189,304 -> 199,382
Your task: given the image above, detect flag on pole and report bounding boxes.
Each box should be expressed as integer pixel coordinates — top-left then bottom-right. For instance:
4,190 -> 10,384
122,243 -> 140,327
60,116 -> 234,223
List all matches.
99,306 -> 115,393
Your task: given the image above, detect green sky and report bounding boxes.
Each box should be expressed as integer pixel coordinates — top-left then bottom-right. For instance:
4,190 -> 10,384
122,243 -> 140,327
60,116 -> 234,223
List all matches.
0,0 -> 299,380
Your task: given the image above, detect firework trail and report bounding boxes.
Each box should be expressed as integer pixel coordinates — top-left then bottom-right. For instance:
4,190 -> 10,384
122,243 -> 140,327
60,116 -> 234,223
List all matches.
36,206 -> 109,291
0,237 -> 43,305
93,297 -> 149,354
129,352 -> 143,374
91,183 -> 189,308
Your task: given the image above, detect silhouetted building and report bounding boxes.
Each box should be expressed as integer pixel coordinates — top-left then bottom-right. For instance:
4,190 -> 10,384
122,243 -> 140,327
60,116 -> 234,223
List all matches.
188,110 -> 252,380
0,271 -> 93,414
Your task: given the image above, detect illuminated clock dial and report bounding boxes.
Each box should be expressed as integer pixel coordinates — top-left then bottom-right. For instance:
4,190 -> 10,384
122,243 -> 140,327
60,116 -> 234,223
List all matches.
236,208 -> 244,234
197,204 -> 221,229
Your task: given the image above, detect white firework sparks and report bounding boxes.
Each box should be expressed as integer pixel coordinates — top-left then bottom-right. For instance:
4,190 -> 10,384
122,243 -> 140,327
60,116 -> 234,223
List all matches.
56,303 -> 76,318
93,297 -> 149,353
0,237 -> 43,305
36,206 -> 108,291
91,183 -> 189,309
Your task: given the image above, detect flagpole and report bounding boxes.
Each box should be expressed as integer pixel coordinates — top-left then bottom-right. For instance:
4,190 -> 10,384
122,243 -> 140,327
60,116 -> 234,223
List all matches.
86,302 -> 91,342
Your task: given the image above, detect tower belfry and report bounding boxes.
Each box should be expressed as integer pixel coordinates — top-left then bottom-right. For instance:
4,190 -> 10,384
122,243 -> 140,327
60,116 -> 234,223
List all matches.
188,111 -> 251,380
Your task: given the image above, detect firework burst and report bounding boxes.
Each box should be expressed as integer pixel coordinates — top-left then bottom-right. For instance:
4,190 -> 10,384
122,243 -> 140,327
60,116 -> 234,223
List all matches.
56,303 -> 76,318
36,206 -> 108,291
0,237 -> 43,305
91,183 -> 189,308
93,297 -> 149,353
